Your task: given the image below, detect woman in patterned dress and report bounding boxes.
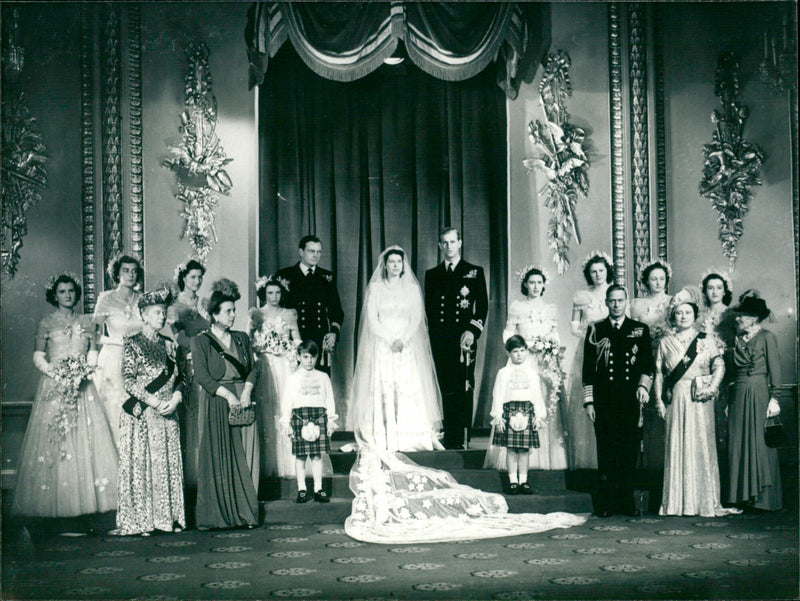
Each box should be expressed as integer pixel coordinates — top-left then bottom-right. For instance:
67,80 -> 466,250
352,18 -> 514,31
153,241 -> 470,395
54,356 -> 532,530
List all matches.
166,260 -> 209,501
485,266 -> 568,471
631,259 -> 673,469
13,274 -> 118,524
565,251 -> 613,469
93,254 -> 143,447
654,289 -> 738,516
191,279 -> 259,529
116,286 -> 185,536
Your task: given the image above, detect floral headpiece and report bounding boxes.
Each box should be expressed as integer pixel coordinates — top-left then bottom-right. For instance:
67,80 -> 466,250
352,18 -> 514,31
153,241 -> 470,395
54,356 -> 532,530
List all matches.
255,274 -> 290,292
515,264 -> 550,283
581,250 -> 613,270
47,271 -> 82,291
641,258 -> 673,281
699,267 -> 733,292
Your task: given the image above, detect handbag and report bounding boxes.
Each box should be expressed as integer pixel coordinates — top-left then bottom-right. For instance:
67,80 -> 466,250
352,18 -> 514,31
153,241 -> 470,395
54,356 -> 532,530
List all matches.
764,416 -> 785,448
228,403 -> 255,427
691,374 -> 716,402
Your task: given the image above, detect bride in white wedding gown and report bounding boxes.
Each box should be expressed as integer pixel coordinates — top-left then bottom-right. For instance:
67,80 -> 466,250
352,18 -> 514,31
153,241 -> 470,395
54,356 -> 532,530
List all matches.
345,246 -> 587,544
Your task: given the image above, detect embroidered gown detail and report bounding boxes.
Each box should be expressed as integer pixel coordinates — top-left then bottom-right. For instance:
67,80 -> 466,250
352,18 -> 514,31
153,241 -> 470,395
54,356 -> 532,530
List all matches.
13,312 -> 118,517
117,333 -> 185,534
93,289 -> 143,447
485,299 -> 568,470
655,330 -> 735,516
566,286 -> 608,469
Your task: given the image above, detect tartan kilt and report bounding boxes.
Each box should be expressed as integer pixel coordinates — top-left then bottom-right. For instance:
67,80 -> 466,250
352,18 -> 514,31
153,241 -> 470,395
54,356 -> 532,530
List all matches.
290,406 -> 330,456
492,401 -> 540,450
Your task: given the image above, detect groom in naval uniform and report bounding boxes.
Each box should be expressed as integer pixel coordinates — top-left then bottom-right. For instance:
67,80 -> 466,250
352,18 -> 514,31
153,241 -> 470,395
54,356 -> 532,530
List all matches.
275,235 -> 344,374
582,284 -> 654,517
424,227 -> 488,449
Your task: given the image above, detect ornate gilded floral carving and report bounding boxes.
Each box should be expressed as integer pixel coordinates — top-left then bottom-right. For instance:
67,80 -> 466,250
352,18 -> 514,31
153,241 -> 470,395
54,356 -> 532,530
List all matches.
163,42 -> 233,260
1,9 -> 48,279
699,52 -> 766,270
523,50 -> 590,275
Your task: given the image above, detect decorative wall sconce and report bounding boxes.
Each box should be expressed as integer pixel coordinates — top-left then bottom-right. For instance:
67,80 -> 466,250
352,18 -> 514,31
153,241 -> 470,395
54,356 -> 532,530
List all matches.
1,8 -> 48,279
523,51 -> 590,275
759,16 -> 797,95
164,42 -> 233,260
699,52 -> 766,271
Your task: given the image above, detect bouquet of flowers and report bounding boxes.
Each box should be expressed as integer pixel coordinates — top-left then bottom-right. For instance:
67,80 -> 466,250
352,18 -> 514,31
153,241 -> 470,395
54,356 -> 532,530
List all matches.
527,334 -> 567,419
46,354 -> 95,457
252,318 -> 294,357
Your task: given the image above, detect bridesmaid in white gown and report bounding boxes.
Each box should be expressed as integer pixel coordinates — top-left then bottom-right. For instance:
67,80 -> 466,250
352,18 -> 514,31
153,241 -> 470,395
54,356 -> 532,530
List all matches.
348,246 -> 444,451
13,274 -> 118,522
485,265 -> 568,471
93,255 -> 143,447
653,288 -> 739,517
566,251 -> 613,469
630,259 -> 673,469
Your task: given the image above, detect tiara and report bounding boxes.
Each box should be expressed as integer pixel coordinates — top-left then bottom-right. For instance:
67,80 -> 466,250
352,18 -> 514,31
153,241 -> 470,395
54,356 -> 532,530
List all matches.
47,271 -> 81,291
581,250 -> 613,270
699,267 -> 733,291
641,258 -> 673,280
515,264 -> 550,283
138,285 -> 174,309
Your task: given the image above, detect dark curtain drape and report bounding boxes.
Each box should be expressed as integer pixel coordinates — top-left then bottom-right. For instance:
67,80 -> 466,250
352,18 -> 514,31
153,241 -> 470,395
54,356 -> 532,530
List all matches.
258,46 -> 507,427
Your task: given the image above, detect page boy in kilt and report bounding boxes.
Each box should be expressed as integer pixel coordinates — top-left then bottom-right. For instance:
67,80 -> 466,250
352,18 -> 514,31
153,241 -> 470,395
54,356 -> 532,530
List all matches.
489,335 -> 548,495
280,340 -> 338,503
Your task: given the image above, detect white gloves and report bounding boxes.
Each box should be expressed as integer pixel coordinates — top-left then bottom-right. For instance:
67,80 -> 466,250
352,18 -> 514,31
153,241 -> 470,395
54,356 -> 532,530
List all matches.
33,351 -> 53,377
767,398 -> 781,418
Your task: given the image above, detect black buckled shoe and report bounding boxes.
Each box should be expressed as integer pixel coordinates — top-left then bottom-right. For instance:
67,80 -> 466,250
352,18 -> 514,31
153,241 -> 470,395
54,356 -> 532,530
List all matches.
506,483 -> 519,495
518,482 -> 533,495
314,490 -> 330,503
296,490 -> 311,503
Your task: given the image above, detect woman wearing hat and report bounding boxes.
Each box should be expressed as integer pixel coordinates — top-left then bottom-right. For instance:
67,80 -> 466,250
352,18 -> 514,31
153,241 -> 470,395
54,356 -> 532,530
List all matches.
727,292 -> 782,511
191,278 -> 259,529
654,288 -> 738,516
116,286 -> 185,535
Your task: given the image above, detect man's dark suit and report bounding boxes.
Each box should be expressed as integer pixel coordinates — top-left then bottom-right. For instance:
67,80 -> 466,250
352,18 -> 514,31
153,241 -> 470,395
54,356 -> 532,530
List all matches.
273,263 -> 344,374
424,259 -> 488,449
582,316 -> 654,515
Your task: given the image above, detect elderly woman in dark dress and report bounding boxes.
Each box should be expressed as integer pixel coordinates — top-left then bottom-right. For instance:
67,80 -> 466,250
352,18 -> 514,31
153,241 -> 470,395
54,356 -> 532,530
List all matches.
191,279 -> 259,529
727,292 -> 782,511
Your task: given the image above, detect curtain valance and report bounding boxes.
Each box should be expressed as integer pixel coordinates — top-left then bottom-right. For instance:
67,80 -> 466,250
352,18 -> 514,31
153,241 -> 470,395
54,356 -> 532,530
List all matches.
245,2 -> 549,99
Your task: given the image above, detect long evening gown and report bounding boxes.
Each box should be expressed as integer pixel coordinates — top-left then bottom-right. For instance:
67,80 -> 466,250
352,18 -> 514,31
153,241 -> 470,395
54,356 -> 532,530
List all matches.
12,312 -> 118,517
566,286 -> 607,469
166,294 -> 209,490
484,299 -> 568,470
727,329 -> 782,510
93,289 -> 142,447
655,330 -> 735,516
117,333 -> 185,535
631,294 -> 672,469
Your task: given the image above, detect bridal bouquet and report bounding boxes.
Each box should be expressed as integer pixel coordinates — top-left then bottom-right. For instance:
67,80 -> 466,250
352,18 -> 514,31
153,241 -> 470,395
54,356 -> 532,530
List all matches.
46,355 -> 95,457
527,335 -> 566,418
